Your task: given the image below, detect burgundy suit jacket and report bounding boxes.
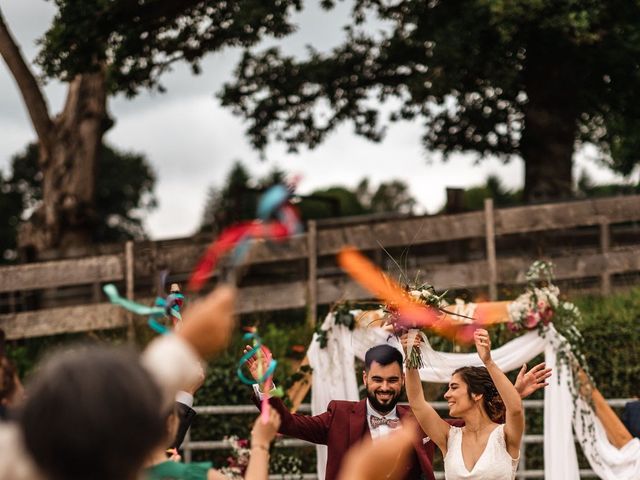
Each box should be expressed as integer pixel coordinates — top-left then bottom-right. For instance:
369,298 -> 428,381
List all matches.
268,397 -> 441,480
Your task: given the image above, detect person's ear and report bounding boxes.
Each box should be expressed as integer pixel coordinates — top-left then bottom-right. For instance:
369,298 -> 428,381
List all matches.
362,370 -> 368,385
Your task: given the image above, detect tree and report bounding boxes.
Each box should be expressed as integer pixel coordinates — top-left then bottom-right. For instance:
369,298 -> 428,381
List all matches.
0,142 -> 156,262
199,162 -> 417,231
200,161 -> 256,234
0,1 -> 300,256
220,0 -> 640,203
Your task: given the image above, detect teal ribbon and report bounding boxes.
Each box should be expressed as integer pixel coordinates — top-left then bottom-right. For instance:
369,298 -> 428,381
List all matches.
237,332 -> 278,385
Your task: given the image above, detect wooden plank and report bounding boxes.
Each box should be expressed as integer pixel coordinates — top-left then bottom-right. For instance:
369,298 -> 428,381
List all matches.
0,255 -> 124,293
600,221 -> 611,295
0,303 -> 127,339
236,281 -> 307,314
494,195 -> 640,235
125,241 -> 135,341
316,211 -> 486,256
484,199 -> 498,300
499,246 -> 640,283
307,220 -> 318,327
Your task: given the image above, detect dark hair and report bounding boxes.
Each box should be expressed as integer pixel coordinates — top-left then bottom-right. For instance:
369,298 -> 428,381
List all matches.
18,346 -> 166,480
364,344 -> 403,371
0,330 -> 18,404
453,366 -> 505,423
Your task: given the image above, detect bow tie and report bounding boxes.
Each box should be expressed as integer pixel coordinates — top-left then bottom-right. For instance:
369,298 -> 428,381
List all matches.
370,415 -> 400,430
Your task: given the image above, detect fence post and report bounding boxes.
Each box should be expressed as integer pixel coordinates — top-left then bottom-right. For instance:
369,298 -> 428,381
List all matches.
307,220 -> 318,328
484,198 -> 498,301
600,220 -> 611,295
125,240 -> 135,341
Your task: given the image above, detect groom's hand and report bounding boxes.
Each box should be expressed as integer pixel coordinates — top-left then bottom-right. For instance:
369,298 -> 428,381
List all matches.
514,362 -> 552,399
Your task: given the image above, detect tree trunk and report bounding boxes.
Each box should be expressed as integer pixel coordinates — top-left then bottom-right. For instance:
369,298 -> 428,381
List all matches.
18,71 -> 107,257
520,38 -> 579,203
1,7 -> 107,258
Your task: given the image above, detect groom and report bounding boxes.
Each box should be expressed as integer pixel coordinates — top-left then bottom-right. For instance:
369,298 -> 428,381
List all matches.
249,344 -> 550,480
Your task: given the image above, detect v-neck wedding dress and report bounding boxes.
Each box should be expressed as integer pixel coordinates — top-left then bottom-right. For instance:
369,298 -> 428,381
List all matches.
444,424 -> 519,480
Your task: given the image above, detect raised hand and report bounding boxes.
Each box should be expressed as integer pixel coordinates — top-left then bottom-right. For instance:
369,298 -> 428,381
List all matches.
514,362 -> 552,399
399,332 -> 423,354
178,285 -> 236,359
243,344 -> 272,382
474,328 -> 492,364
251,408 -> 281,447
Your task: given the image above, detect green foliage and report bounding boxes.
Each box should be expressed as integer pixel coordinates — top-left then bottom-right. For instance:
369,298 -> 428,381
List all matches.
573,288 -> 640,399
458,175 -> 522,211
200,161 -> 257,234
221,0 -> 640,199
36,0 -> 302,96
0,142 -> 156,258
297,186 -> 366,220
0,172 -> 23,263
200,163 -> 418,232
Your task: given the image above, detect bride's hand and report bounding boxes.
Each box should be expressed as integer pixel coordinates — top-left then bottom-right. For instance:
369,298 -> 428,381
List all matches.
399,332 -> 422,353
474,329 -> 492,364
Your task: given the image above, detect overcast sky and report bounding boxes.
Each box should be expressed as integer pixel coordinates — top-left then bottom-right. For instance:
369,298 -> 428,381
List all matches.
0,1 -> 632,240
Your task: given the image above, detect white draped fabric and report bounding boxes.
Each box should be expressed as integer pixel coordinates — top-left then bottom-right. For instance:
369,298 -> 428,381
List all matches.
307,312 -> 640,480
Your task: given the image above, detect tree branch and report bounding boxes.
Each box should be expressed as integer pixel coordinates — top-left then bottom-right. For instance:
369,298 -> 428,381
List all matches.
0,6 -> 53,143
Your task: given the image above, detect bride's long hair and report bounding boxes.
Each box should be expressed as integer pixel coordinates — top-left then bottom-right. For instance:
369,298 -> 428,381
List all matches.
453,366 -> 506,423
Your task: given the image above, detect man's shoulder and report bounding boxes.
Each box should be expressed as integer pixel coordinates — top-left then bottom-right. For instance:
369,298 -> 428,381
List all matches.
328,399 -> 363,408
326,399 -> 366,416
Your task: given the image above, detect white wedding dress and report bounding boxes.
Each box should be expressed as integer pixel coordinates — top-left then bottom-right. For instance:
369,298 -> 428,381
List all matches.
444,424 -> 519,480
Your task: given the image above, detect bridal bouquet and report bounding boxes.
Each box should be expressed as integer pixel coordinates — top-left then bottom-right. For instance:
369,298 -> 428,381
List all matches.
385,284 -> 449,369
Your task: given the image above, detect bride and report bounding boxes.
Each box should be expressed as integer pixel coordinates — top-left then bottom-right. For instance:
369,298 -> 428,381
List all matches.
403,329 -> 523,480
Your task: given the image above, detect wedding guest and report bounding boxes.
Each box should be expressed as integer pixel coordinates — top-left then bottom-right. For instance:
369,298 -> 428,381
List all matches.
145,408 -> 281,480
622,396 -> 640,438
1,285 -> 236,480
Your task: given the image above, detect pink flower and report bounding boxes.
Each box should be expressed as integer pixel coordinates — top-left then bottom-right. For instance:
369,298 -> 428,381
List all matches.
541,308 -> 554,325
507,322 -> 520,332
524,312 -> 540,329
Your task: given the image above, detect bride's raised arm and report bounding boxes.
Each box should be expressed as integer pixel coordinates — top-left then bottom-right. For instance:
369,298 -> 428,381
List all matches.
401,335 -> 451,455
474,329 -> 524,458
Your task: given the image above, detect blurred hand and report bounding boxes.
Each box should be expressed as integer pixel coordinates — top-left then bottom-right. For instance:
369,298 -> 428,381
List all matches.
243,344 -> 272,382
186,362 -> 206,395
514,362 -> 552,399
251,408 -> 281,447
337,419 -> 418,480
166,448 -> 181,462
178,285 -> 236,359
474,328 -> 492,364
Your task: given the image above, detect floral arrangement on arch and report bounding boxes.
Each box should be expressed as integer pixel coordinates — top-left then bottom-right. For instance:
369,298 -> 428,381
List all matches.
506,260 -> 581,333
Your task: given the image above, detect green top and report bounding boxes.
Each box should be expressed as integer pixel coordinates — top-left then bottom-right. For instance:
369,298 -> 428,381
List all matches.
145,461 -> 213,480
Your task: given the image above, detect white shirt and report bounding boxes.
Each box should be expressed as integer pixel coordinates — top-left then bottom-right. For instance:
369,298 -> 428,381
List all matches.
366,399 -> 400,440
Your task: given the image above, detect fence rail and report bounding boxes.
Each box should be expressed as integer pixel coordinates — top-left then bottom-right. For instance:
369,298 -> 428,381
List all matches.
2,195 -> 640,339
183,398 -> 634,480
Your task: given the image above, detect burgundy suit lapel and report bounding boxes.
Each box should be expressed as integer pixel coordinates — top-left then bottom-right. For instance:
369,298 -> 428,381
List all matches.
349,399 -> 369,443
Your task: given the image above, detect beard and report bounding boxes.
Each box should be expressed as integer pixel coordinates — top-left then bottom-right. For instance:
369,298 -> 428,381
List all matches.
366,386 -> 400,415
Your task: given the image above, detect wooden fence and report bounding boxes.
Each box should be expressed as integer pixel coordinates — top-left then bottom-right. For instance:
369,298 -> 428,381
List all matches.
2,195 -> 640,339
